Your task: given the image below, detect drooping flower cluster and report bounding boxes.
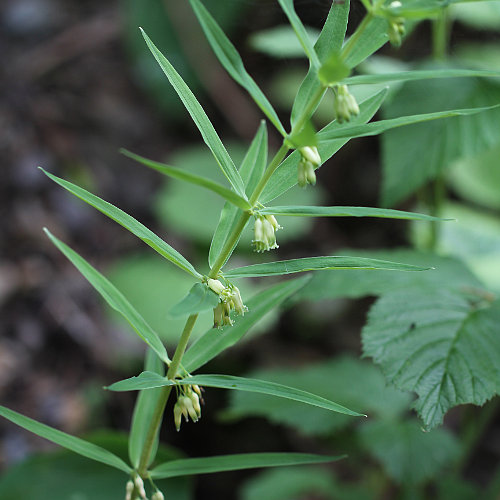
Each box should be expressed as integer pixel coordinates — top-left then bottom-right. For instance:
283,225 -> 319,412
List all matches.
387,17 -> 405,47
297,146 -> 321,188
208,278 -> 248,327
333,84 -> 360,123
125,475 -> 147,500
252,214 -> 282,252
173,384 -> 203,432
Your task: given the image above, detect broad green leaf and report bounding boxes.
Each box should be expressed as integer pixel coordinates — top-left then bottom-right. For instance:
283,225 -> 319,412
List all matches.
0,432 -> 191,500
362,289 -> 500,429
359,419 -> 459,485
150,453 -> 344,479
0,406 -> 131,474
140,29 -> 246,197
452,0 -> 500,30
345,68 -> 500,85
40,169 -> 200,279
108,372 -> 364,417
169,282 -> 219,317
224,255 -> 429,278
129,349 -> 165,468
183,277 -> 309,371
342,16 -> 388,69
258,205 -> 449,221
225,356 -> 411,436
249,25 -> 320,59
189,0 -> 286,136
277,0 -> 320,67
263,88 -> 388,203
209,122 -> 268,268
44,230 -> 170,364
121,149 -> 251,210
381,75 -> 500,206
317,104 -> 499,142
290,0 -> 350,126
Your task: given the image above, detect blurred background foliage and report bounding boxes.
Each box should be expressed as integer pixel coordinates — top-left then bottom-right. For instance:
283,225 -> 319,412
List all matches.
1,0 -> 500,498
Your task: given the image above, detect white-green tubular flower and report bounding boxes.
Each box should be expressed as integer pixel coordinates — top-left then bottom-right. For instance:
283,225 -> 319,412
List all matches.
230,286 -> 248,316
152,492 -> 165,500
125,480 -> 134,500
252,215 -> 279,252
298,146 -> 321,167
134,475 -> 147,499
174,392 -> 201,431
187,389 -> 202,418
333,85 -> 359,123
297,159 -> 317,188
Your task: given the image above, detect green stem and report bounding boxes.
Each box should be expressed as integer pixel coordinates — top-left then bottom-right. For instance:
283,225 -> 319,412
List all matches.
136,314 -> 198,477
341,12 -> 373,61
432,8 -> 449,61
428,175 -> 445,250
291,86 -> 326,138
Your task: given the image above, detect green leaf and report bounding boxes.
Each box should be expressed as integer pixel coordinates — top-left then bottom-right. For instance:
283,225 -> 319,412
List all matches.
169,282 -> 220,318
344,68 -> 500,85
225,356 -> 411,437
362,289 -> 500,429
381,74 -> 500,206
0,406 -> 131,474
183,277 -> 309,372
258,205 -> 450,221
209,122 -> 268,268
40,168 -> 200,279
263,88 -> 388,203
277,0 -> 320,67
45,230 -> 170,364
224,256 -> 430,278
290,0 -> 350,126
121,149 -> 251,210
108,372 -> 364,417
140,28 -> 246,197
359,419 -> 459,485
317,104 -> 499,142
150,453 -> 344,479
188,0 -> 286,136
129,349 -> 165,469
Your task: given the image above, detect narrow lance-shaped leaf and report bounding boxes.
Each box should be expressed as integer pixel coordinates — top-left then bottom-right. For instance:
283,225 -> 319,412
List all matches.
257,206 -> 452,221
140,28 -> 246,198
317,104 -> 500,142
209,121 -> 268,269
344,68 -> 500,86
262,88 -> 388,204
291,0 -> 350,126
169,282 -> 220,318
129,348 -> 165,468
189,0 -> 286,136
224,256 -> 430,279
45,229 -> 170,364
0,405 -> 131,474
40,168 -> 200,279
277,0 -> 320,68
150,452 -> 344,479
184,277 -> 310,372
107,373 -> 364,417
121,150 -> 251,210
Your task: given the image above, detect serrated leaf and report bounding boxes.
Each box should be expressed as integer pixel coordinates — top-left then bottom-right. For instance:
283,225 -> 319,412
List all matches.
183,277 -> 309,372
344,68 -> 500,85
277,0 -> 320,67
121,149 -> 251,210
225,356 -> 411,436
107,372 -> 364,417
359,419 -> 459,485
40,169 -> 200,279
224,255 -> 429,278
129,349 -> 165,468
0,406 -> 131,474
263,88 -> 387,203
381,74 -> 500,206
362,289 -> 500,429
150,452 -> 343,479
317,104 -> 499,142
290,0 -> 350,126
189,0 -> 286,136
140,28 -> 246,197
169,283 -> 219,318
209,122 -> 267,268
44,230 -> 170,364
258,205 -> 450,221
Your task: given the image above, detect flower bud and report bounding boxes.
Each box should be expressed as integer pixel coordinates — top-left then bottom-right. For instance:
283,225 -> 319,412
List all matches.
230,286 -> 247,316
152,492 -> 165,500
174,400 -> 184,431
134,475 -> 146,499
298,146 -> 321,167
265,214 -> 282,232
207,278 -> 226,295
298,159 -> 316,188
387,17 -> 405,47
334,85 -> 359,123
126,480 -> 134,500
188,390 -> 202,418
